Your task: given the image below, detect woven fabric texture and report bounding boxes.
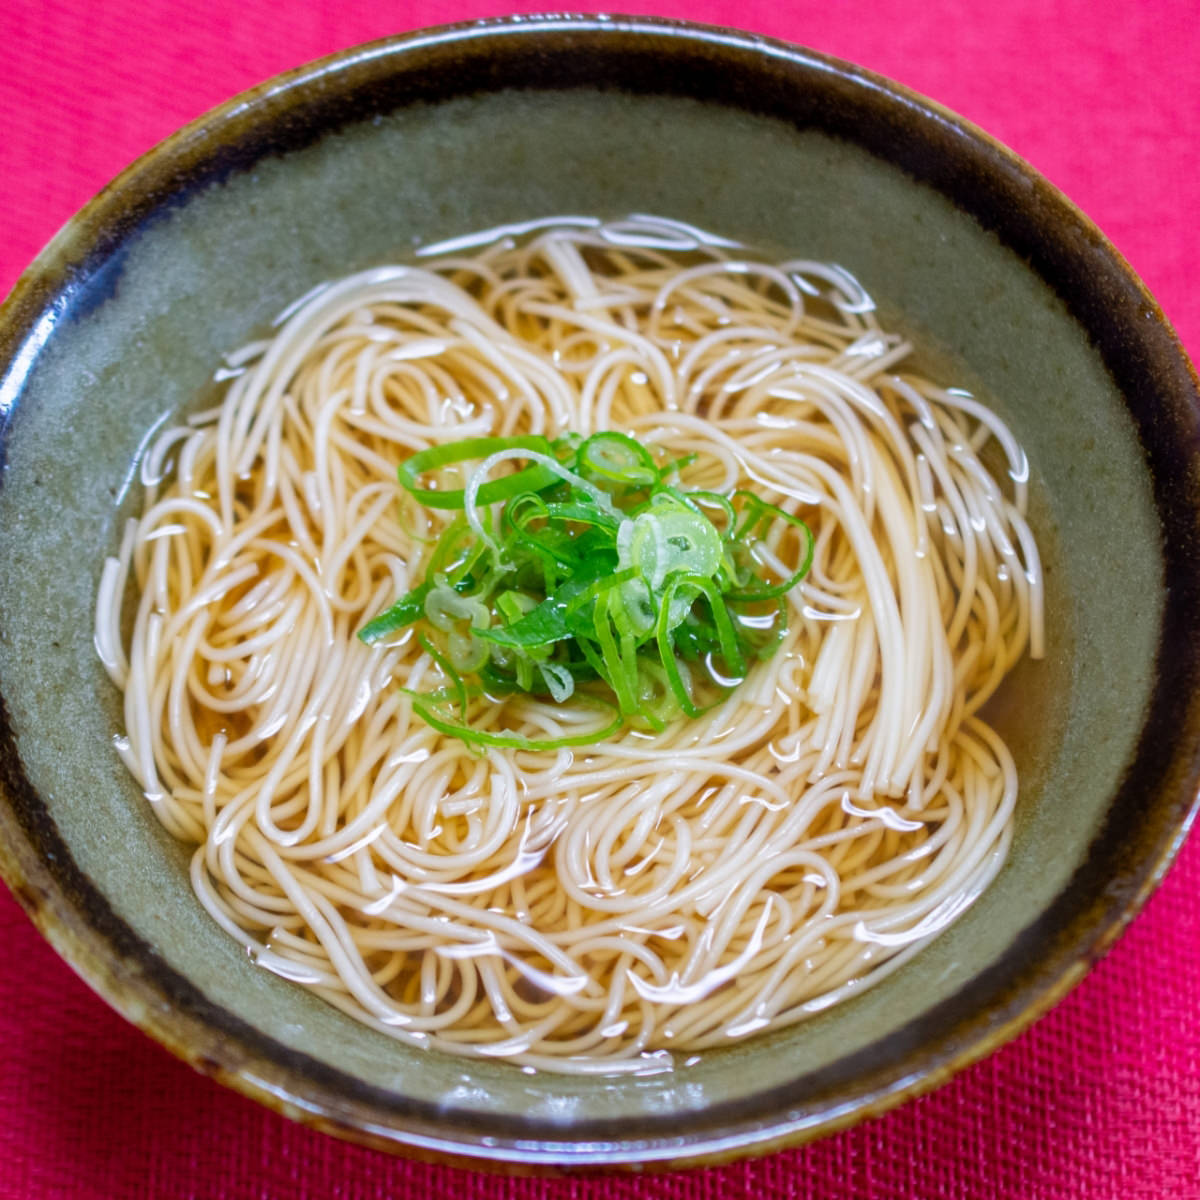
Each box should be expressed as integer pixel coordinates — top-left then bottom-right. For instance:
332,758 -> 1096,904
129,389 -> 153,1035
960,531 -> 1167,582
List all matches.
1,1 -> 1198,1196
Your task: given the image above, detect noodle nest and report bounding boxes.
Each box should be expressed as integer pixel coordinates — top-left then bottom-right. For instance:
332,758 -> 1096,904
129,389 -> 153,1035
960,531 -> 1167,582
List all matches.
96,216 -> 1043,1074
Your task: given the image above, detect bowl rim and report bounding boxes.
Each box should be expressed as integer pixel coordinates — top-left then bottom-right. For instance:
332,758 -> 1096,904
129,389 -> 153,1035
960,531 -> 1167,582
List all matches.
1,12 -> 1199,1171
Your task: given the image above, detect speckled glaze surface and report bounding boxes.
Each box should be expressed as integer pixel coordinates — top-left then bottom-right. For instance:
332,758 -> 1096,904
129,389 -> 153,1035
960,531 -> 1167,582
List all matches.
0,16 -> 1197,1170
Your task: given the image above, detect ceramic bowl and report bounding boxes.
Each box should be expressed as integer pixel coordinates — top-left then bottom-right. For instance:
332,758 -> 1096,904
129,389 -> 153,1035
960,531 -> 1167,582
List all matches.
1,15 -> 1198,1170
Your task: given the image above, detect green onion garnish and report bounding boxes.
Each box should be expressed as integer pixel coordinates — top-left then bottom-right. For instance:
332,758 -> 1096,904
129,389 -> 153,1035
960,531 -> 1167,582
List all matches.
359,432 -> 812,748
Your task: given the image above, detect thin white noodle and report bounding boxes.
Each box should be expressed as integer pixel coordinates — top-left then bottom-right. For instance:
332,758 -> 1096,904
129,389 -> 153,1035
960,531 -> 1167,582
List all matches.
103,216 -> 1045,1074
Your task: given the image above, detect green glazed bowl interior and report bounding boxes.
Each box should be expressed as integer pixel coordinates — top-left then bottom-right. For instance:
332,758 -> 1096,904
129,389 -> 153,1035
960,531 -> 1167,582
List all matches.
1,16 -> 1198,1169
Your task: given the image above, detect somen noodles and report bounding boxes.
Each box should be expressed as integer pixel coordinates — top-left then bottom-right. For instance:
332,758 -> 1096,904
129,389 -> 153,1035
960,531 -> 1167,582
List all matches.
95,215 -> 1043,1074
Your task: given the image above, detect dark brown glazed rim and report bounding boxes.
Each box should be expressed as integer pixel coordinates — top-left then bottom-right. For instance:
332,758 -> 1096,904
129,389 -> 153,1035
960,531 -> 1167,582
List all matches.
1,15 -> 1198,1170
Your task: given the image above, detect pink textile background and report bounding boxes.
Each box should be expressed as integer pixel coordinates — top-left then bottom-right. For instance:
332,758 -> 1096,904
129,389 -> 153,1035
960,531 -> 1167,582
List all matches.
1,1 -> 1198,1196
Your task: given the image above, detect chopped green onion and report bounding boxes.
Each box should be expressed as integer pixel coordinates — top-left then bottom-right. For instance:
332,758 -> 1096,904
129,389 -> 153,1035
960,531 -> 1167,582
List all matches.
724,492 -> 816,601
407,689 -> 623,751
416,634 -> 469,720
360,434 -> 813,747
578,432 -> 660,488
397,436 -> 561,509
358,580 -> 432,644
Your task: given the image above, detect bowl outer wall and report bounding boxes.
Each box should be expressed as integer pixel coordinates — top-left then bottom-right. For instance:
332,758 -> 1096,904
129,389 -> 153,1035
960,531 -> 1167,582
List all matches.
0,15 -> 1198,1169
